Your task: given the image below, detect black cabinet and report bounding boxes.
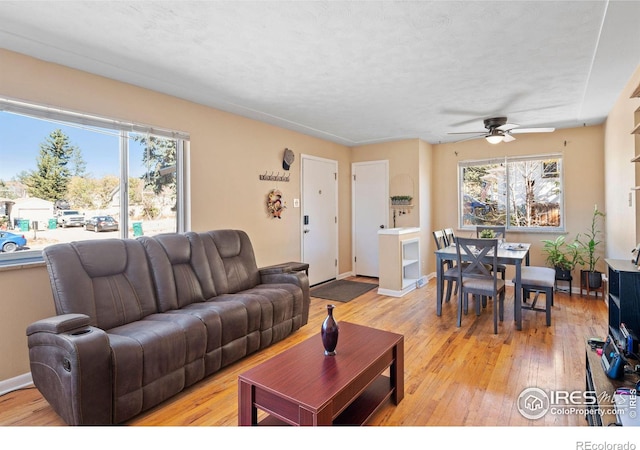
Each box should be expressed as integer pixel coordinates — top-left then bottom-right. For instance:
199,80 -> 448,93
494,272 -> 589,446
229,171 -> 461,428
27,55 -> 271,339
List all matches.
585,342 -> 639,426
583,260 -> 640,427
606,259 -> 640,348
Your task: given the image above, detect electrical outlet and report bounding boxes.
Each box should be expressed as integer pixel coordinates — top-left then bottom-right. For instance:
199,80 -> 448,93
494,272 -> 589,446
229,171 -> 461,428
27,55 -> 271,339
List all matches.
293,198 -> 300,208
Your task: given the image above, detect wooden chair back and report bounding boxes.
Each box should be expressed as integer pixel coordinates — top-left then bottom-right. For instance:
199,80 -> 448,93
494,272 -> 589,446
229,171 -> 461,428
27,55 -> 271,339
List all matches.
455,237 -> 498,287
433,229 -> 448,250
443,228 -> 456,246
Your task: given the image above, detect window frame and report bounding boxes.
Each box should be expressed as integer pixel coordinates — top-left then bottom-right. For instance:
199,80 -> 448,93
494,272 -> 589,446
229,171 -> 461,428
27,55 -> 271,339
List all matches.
457,153 -> 565,233
0,97 -> 190,267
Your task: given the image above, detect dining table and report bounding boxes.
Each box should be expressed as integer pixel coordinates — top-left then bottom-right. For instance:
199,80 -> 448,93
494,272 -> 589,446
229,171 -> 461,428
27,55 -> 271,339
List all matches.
434,241 -> 531,331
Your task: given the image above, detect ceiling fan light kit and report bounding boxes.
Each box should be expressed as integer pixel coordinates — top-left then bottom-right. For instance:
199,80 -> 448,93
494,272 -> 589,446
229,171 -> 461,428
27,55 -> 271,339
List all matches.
448,116 -> 555,144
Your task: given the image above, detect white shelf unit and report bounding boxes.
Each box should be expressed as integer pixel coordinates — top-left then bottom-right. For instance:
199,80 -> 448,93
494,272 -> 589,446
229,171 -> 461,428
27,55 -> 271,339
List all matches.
401,238 -> 420,289
377,227 -> 421,297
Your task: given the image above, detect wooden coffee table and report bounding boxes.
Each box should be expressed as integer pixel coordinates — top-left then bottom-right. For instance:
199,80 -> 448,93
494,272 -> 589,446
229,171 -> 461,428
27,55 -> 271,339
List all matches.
238,321 -> 404,426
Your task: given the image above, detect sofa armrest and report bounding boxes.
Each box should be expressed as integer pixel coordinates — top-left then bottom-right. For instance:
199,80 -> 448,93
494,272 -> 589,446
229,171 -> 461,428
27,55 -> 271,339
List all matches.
26,313 -> 91,335
27,314 -> 113,425
259,261 -> 309,276
259,266 -> 290,275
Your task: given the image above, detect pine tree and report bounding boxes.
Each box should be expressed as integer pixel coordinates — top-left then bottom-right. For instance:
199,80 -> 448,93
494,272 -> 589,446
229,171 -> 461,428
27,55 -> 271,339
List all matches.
134,134 -> 177,195
23,129 -> 78,202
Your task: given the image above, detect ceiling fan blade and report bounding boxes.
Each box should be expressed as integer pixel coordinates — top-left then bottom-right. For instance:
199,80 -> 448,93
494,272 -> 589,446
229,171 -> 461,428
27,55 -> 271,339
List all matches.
449,116 -> 555,143
510,127 -> 555,134
453,134 -> 487,143
497,123 -> 519,132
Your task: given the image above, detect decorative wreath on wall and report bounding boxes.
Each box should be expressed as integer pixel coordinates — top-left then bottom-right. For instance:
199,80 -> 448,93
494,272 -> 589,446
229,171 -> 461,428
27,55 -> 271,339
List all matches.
267,188 -> 286,219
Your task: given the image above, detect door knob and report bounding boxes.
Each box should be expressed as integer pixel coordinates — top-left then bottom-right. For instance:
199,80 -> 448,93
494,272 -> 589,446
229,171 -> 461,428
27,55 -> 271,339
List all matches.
380,225 -> 385,229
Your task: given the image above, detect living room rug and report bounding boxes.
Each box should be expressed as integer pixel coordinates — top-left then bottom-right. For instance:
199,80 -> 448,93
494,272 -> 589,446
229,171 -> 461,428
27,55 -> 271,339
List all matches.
310,280 -> 378,303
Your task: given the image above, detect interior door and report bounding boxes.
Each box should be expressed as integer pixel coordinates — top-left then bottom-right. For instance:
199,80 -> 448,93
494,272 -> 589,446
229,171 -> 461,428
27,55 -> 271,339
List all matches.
353,160 -> 389,277
301,155 -> 338,286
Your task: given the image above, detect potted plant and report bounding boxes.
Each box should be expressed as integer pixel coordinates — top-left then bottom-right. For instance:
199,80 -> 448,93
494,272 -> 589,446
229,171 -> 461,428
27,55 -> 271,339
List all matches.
541,235 -> 581,281
577,205 -> 606,290
390,195 -> 413,205
479,228 -> 496,239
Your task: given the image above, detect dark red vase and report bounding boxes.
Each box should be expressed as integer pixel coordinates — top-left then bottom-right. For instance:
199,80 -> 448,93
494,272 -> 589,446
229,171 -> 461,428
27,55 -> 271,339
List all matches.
321,304 -> 339,356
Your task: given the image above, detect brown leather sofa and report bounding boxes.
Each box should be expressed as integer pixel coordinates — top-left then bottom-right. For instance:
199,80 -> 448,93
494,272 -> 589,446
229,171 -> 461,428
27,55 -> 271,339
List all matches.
26,229 -> 310,425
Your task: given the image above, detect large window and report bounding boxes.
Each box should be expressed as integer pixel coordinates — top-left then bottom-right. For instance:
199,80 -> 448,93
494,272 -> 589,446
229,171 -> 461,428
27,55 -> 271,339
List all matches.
0,98 -> 189,264
459,154 -> 563,231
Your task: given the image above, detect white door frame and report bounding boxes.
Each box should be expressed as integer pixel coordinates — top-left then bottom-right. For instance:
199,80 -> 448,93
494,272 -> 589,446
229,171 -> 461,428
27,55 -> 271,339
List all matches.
351,160 -> 389,277
300,154 -> 339,284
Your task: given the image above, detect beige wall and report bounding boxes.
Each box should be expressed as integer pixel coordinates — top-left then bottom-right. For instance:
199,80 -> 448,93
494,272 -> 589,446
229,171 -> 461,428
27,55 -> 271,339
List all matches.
187,111 -> 352,270
351,139 -> 421,229
419,139 -> 434,274
604,64 -> 640,258
0,49 -> 353,381
0,265 -> 55,380
432,125 -> 605,281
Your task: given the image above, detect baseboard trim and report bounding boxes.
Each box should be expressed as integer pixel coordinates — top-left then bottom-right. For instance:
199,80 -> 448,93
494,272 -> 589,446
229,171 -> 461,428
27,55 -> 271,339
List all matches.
0,372 -> 33,396
378,285 -> 416,298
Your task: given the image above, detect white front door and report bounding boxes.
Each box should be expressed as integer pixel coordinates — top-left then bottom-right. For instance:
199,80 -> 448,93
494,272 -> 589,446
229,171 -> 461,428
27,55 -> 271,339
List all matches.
301,155 -> 338,286
352,160 -> 389,277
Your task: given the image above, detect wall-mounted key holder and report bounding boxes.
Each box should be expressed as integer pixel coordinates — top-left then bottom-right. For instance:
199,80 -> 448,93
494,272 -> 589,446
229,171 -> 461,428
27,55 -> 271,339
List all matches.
259,171 -> 290,182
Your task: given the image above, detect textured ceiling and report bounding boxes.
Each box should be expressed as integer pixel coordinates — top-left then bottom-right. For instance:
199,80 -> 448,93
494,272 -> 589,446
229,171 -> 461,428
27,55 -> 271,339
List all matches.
1,1 -> 640,145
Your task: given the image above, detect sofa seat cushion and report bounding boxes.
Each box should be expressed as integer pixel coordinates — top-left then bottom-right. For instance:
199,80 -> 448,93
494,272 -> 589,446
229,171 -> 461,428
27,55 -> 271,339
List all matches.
230,285 -> 302,347
252,283 -> 304,322
172,299 -> 259,372
106,312 -> 207,423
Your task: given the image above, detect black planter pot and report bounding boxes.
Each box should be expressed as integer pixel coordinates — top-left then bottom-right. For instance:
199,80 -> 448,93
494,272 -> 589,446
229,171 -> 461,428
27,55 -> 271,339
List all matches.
555,267 -> 572,281
581,270 -> 603,289
554,267 -> 573,295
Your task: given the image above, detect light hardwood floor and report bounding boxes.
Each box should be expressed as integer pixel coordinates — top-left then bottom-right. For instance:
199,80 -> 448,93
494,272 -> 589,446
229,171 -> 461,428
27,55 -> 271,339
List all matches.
0,276 -> 608,427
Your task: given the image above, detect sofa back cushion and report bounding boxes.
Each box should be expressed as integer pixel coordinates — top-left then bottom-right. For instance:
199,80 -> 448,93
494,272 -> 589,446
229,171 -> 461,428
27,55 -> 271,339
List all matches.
138,233 -> 216,311
43,239 -> 158,330
198,230 -> 261,295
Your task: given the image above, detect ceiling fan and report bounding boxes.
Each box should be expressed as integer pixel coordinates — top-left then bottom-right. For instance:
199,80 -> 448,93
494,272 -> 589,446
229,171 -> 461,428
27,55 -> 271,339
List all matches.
448,117 -> 555,144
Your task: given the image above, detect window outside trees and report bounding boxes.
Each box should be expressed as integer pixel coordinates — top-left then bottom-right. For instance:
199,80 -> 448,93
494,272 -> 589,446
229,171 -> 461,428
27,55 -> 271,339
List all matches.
459,155 -> 564,231
0,99 -> 188,263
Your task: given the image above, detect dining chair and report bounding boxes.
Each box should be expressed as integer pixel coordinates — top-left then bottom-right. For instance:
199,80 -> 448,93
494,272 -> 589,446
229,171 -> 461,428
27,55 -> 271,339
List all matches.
443,228 -> 456,247
455,237 -> 506,334
513,266 -> 555,326
475,225 -> 507,280
433,229 -> 458,304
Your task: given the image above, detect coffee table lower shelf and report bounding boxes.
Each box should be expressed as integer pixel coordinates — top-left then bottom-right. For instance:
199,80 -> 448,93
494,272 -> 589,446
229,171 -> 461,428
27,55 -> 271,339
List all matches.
258,375 -> 393,426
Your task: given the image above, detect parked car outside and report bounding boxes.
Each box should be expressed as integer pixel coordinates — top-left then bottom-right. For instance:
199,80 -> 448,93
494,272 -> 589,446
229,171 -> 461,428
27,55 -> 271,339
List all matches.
56,209 -> 86,227
85,216 -> 119,232
0,231 -> 27,252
